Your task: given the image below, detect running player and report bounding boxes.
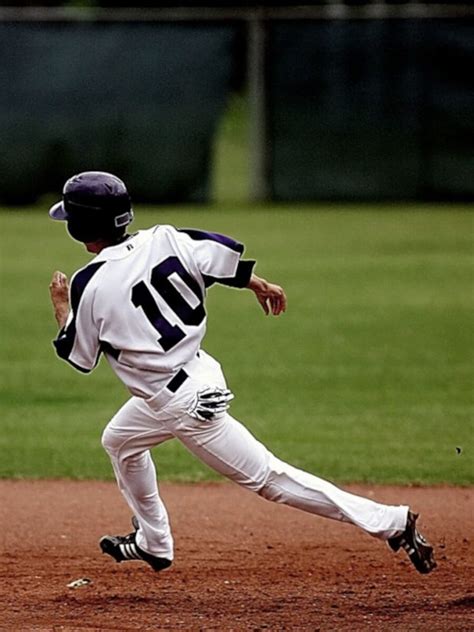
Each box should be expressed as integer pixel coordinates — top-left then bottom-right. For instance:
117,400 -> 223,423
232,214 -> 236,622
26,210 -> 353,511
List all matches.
49,171 -> 436,575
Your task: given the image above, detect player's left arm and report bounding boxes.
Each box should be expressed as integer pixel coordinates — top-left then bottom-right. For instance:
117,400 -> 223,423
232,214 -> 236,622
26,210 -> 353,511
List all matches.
49,265 -> 103,373
246,273 -> 287,316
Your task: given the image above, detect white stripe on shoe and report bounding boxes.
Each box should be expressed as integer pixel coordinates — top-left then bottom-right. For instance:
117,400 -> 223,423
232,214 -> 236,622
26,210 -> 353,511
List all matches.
120,542 -> 141,560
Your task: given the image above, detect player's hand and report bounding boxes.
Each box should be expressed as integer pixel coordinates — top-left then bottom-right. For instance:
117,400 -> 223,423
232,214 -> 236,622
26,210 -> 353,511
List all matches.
49,270 -> 70,328
247,274 -> 287,316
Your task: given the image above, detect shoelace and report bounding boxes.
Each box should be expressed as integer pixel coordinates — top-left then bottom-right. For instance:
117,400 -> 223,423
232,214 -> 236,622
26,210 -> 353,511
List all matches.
120,533 -> 136,545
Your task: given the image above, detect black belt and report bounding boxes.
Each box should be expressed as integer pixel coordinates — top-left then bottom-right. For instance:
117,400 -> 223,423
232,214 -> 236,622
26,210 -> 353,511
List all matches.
166,369 -> 189,393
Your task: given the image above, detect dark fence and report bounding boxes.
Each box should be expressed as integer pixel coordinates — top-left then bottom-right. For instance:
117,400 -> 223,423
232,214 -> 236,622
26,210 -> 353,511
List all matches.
0,7 -> 473,204
269,18 -> 474,201
0,21 -> 234,203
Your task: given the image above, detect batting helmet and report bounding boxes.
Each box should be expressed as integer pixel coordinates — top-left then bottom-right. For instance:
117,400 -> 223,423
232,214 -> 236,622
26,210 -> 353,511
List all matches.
49,171 -> 133,243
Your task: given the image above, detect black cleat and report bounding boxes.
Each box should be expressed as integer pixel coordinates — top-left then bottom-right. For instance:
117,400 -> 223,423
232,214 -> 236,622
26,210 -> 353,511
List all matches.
100,528 -> 172,572
388,511 -> 436,574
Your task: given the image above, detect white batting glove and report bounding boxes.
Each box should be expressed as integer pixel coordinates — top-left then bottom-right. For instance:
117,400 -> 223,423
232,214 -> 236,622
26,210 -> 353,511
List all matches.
188,386 -> 234,421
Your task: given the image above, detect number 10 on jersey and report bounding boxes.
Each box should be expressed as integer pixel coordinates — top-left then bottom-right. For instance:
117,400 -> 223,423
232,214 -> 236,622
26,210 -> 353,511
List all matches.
131,256 -> 205,351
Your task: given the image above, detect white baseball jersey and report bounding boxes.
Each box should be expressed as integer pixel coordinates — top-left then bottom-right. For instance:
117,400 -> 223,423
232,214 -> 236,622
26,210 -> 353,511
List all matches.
54,225 -> 255,397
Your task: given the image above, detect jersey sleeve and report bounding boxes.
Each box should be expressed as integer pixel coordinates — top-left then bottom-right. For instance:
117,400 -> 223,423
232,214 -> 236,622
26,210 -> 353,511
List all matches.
178,229 -> 255,288
53,262 -> 105,373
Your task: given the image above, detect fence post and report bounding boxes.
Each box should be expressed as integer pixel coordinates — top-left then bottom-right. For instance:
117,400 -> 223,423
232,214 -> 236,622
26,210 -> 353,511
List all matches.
248,12 -> 271,203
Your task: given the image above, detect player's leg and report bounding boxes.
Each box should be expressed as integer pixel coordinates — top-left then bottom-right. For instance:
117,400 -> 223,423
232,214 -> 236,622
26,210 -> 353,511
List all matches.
170,410 -> 407,540
161,351 -> 407,540
101,396 -> 175,560
256,452 -> 408,538
174,413 -> 435,572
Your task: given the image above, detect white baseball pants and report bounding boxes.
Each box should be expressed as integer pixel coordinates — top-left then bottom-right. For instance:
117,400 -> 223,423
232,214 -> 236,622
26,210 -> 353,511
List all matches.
101,351 -> 408,560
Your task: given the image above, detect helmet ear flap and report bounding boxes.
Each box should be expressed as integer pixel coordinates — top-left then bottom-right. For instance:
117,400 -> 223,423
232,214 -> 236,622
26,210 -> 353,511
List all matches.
66,212 -> 102,243
66,208 -> 129,243
66,218 -> 97,243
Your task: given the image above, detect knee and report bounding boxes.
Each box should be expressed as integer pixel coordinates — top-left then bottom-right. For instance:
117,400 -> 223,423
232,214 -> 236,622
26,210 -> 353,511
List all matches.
256,455 -> 290,503
101,425 -> 149,473
101,424 -> 122,456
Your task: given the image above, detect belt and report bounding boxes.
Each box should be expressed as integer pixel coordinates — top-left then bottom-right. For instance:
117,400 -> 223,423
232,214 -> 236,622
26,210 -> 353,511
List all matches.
166,368 -> 189,393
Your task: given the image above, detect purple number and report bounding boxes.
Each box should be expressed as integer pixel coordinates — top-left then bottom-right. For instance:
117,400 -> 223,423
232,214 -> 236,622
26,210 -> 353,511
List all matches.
131,256 -> 205,351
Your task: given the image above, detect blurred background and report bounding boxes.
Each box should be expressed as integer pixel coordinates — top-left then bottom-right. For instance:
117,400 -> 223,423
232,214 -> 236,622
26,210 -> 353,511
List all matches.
0,2 -> 472,482
1,1 -> 473,205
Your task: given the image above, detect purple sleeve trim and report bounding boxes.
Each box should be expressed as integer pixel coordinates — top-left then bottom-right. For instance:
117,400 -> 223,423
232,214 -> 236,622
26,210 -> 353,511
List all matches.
204,259 -> 256,289
178,228 -> 245,254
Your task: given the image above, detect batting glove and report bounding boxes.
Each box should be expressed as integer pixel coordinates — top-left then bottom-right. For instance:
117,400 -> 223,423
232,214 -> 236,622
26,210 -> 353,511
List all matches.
188,386 -> 234,421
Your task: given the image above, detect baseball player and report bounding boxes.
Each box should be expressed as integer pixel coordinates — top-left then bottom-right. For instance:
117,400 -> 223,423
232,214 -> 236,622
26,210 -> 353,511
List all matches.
48,171 -> 436,575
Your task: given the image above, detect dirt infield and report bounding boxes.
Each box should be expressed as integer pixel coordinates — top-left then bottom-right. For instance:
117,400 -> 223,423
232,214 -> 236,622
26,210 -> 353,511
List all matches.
1,481 -> 472,631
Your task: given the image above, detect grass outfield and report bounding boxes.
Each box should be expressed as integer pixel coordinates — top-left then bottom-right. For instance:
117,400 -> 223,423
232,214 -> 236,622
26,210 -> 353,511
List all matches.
0,205 -> 472,484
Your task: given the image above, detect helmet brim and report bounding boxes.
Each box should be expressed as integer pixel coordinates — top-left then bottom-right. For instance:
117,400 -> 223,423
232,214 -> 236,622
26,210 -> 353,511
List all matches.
49,201 -> 68,220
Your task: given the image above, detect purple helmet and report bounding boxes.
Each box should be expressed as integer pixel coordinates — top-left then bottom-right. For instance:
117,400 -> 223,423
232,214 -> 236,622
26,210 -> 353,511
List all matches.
49,171 -> 133,243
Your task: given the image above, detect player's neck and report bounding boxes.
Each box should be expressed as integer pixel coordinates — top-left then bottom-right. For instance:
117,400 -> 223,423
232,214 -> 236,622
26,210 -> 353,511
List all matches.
85,234 -> 130,254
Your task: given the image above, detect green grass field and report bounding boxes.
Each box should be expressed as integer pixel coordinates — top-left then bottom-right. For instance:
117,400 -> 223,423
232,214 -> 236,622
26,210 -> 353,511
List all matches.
0,204 -> 472,484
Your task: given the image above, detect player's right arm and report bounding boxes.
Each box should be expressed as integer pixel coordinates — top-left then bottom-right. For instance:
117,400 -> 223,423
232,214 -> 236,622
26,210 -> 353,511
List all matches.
176,228 -> 287,316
